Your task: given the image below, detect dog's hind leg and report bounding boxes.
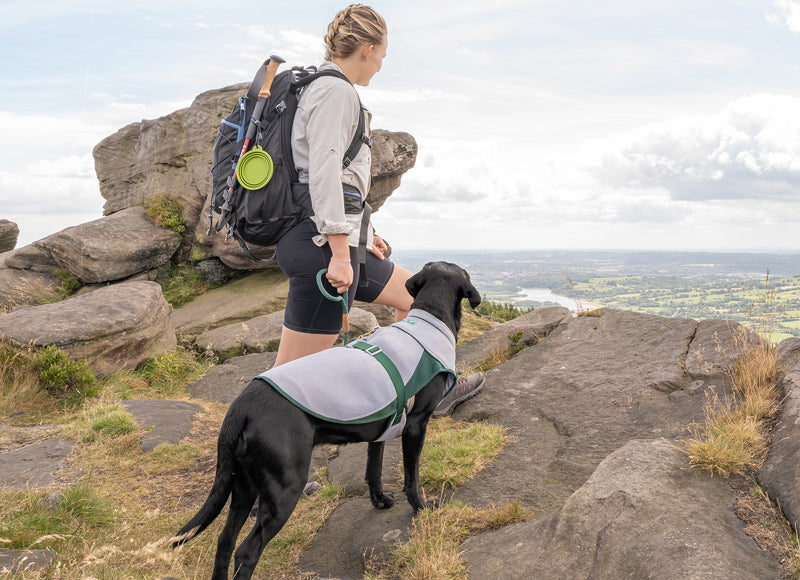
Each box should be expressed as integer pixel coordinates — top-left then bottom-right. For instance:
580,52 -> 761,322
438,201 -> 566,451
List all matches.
231,474 -> 308,579
366,441 -> 394,509
210,475 -> 259,580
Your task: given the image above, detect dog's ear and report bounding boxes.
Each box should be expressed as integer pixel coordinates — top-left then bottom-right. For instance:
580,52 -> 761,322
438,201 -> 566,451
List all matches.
461,277 -> 481,309
405,269 -> 428,298
463,282 -> 481,309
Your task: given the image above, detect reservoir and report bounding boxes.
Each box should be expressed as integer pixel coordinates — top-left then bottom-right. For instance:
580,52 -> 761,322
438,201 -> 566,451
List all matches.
515,288 -> 589,311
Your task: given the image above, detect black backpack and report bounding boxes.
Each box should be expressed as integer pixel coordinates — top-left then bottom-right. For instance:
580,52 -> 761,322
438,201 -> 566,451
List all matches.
207,58 -> 369,261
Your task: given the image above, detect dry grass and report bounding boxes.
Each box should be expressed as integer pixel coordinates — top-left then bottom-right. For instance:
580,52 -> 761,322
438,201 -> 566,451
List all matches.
682,278 -> 782,478
681,272 -> 800,576
365,500 -> 526,580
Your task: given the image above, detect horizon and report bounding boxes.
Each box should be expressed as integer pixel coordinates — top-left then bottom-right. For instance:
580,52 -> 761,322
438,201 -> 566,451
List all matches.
2,1 -> 800,252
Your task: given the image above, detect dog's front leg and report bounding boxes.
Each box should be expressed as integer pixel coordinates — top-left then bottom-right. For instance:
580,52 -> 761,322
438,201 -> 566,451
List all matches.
366,441 -> 394,509
401,419 -> 434,514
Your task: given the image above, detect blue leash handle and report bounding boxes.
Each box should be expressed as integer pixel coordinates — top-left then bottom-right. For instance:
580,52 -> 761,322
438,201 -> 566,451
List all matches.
316,269 -> 350,345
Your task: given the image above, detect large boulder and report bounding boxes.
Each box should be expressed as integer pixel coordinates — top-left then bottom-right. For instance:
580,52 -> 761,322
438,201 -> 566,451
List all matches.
462,439 -> 782,580
758,357 -> 800,530
0,281 -> 176,376
172,269 -> 289,340
41,207 -> 180,284
0,219 -> 19,253
194,307 -> 378,361
93,82 -> 417,271
0,252 -> 61,311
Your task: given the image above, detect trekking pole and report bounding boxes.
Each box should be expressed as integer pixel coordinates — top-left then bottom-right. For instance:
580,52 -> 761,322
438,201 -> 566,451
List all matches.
217,55 -> 286,229
316,269 -> 350,345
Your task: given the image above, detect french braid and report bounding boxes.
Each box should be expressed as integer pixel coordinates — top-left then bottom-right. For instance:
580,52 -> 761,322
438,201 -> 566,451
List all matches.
324,4 -> 386,60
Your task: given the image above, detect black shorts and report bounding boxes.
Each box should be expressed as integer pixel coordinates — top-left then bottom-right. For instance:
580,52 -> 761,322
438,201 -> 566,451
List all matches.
277,218 -> 395,335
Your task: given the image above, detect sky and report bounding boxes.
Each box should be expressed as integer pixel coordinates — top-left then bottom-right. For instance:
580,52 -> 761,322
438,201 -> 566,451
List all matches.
2,0 -> 800,253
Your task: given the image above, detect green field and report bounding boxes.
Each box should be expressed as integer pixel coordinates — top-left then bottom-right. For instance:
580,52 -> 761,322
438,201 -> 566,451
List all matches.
394,250 -> 800,343
506,275 -> 800,342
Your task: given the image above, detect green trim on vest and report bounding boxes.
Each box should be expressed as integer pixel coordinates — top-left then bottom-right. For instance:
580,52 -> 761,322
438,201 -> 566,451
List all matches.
351,341 -> 406,426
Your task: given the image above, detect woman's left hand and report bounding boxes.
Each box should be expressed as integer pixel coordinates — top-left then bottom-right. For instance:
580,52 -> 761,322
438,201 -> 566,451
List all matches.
369,235 -> 388,260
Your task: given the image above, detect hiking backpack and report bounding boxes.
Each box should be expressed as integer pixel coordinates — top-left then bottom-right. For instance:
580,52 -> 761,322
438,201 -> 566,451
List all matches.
208,58 -> 370,261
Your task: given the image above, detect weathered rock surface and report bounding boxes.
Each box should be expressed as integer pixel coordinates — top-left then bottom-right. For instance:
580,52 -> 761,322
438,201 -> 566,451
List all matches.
41,207 -> 180,284
455,306 -> 571,369
0,437 -> 73,489
300,498 -> 415,578
0,548 -> 56,574
120,400 -> 203,452
759,356 -> 800,530
194,307 -> 378,360
462,439 -> 782,580
0,219 -> 19,253
188,351 -> 277,405
0,251 -> 61,310
172,269 -> 289,340
0,281 -> 176,376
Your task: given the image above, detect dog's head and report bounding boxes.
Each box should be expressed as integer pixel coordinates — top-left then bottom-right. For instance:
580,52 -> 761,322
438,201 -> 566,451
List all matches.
405,262 -> 481,336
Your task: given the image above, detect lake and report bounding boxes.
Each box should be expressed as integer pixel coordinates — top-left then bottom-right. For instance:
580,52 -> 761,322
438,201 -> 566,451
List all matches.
516,288 -> 591,311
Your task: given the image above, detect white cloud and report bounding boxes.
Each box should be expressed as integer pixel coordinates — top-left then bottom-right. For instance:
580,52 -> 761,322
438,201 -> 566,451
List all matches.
768,0 -> 800,32
595,93 -> 800,202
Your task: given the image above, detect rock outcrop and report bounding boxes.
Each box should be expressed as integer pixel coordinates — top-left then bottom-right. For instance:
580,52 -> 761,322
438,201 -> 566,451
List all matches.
0,281 -> 176,376
92,82 -> 417,270
5,207 -> 181,284
463,439 -> 781,580
0,219 -> 19,253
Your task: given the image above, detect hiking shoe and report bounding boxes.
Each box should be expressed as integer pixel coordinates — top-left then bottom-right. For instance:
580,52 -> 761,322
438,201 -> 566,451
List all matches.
433,371 -> 485,417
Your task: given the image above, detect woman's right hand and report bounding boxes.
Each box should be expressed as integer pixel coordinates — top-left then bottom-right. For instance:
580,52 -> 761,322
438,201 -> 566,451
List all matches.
326,257 -> 353,294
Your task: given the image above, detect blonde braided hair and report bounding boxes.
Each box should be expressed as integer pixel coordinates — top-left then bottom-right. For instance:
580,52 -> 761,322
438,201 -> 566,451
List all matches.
324,4 -> 387,60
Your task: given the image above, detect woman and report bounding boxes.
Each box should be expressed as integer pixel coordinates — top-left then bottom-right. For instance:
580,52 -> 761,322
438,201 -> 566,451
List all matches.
275,4 -> 483,415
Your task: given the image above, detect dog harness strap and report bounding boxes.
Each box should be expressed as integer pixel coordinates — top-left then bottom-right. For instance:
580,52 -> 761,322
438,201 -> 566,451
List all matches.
351,341 -> 406,425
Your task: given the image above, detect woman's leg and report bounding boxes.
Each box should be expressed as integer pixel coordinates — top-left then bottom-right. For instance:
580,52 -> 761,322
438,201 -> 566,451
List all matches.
369,263 -> 414,322
273,327 -> 338,367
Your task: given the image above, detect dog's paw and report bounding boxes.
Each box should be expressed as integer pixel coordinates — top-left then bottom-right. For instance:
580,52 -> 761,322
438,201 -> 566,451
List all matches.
410,497 -> 439,514
370,491 -> 395,509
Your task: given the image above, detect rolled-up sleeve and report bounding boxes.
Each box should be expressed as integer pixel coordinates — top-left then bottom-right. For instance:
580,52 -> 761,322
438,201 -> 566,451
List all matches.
304,82 -> 361,237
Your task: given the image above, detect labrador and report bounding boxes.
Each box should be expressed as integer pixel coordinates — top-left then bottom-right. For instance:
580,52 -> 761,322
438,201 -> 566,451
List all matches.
172,261 -> 481,579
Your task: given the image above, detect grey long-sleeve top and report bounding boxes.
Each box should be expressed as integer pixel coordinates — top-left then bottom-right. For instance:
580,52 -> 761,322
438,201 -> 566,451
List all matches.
291,61 -> 373,248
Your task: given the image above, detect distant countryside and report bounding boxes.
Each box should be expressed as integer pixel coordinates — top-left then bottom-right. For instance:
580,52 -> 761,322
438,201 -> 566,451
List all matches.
394,250 -> 800,343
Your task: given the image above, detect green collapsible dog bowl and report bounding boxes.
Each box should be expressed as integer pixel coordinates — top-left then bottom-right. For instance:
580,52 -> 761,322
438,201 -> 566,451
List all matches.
237,146 -> 274,190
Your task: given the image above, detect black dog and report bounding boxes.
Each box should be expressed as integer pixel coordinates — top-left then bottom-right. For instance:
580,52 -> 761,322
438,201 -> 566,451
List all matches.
173,262 -> 481,579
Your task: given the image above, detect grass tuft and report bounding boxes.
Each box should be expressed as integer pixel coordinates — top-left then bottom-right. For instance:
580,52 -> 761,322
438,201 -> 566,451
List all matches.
415,417 -> 506,493
682,272 -> 782,477
383,500 -> 526,580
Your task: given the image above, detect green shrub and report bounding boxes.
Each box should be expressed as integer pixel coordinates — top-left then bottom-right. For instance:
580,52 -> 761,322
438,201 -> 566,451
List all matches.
471,299 -> 533,322
32,345 -> 97,397
156,263 -> 209,308
54,268 -> 81,297
145,194 -> 187,234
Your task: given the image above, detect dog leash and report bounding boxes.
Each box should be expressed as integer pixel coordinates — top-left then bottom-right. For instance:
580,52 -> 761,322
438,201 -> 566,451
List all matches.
316,268 -> 350,345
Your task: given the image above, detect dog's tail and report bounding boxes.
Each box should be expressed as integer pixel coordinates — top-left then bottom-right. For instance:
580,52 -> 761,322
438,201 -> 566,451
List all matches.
171,407 -> 246,548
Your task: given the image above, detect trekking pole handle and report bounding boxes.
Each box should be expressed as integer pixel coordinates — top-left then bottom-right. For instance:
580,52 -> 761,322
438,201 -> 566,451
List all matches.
259,56 -> 286,99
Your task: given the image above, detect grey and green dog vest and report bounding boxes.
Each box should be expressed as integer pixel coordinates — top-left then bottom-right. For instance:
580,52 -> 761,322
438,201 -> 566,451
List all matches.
257,309 -> 457,441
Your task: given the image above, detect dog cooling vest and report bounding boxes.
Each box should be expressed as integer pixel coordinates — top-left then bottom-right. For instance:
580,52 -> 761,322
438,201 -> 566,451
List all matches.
256,309 -> 457,441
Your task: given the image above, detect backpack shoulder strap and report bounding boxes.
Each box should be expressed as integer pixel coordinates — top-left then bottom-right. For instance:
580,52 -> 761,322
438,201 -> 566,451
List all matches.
293,69 -> 370,169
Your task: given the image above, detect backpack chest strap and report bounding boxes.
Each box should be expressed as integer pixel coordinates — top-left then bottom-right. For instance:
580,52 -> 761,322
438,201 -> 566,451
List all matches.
351,341 -> 406,426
